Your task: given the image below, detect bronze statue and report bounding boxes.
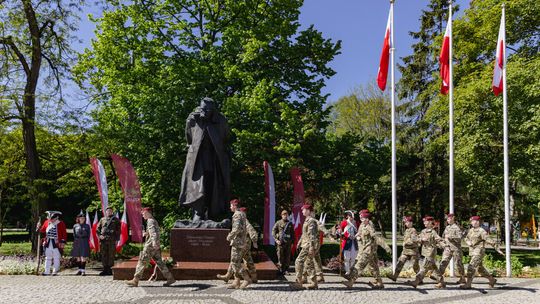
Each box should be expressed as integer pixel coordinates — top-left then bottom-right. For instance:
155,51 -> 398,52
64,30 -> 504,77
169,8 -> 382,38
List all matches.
178,97 -> 231,223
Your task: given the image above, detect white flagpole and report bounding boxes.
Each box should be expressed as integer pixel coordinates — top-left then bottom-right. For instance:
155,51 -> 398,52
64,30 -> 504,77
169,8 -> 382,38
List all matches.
390,0 -> 397,273
501,3 -> 511,278
448,1 -> 455,278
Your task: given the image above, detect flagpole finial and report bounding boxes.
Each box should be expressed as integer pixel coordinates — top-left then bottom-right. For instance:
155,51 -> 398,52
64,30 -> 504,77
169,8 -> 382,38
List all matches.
390,0 -> 394,4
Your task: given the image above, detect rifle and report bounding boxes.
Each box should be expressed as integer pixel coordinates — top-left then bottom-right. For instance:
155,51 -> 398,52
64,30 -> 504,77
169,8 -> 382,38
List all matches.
35,218 -> 42,275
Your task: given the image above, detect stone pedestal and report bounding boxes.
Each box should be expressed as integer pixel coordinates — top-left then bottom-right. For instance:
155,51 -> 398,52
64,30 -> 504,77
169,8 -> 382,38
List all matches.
170,228 -> 231,262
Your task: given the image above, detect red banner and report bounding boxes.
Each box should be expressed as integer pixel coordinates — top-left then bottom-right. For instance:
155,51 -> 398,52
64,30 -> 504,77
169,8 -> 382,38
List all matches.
111,154 -> 143,243
290,167 -> 305,254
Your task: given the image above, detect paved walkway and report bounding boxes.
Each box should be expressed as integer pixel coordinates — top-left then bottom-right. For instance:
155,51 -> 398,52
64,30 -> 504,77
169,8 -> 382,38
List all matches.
0,268 -> 538,304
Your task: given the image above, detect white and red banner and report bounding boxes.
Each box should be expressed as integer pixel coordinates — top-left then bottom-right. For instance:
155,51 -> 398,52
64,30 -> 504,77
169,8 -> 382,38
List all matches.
377,5 -> 392,91
90,158 -> 109,216
493,11 -> 505,96
440,13 -> 451,95
116,202 -> 129,253
290,167 -> 305,254
111,154 -> 143,243
90,210 -> 100,253
263,161 -> 276,245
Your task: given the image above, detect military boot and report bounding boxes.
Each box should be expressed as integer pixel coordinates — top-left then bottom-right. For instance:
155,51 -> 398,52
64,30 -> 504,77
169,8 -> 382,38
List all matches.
289,278 -> 304,290
227,277 -> 241,289
368,278 -> 384,289
239,272 -> 253,289
306,277 -> 318,290
386,273 -> 397,282
435,280 -> 446,289
488,276 -> 497,288
217,271 -> 232,283
457,276 -> 466,284
126,278 -> 139,287
163,277 -> 176,287
341,278 -> 355,288
406,277 -> 420,289
459,276 -> 473,289
316,274 -> 325,283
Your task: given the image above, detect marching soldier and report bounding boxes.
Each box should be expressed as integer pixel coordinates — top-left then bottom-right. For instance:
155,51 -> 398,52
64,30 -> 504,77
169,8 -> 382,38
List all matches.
407,215 -> 446,288
217,207 -> 259,284
272,210 -> 294,275
221,199 -> 252,289
439,213 -> 466,284
96,207 -> 120,275
342,210 -> 390,289
387,215 -> 420,282
460,215 -> 500,289
290,204 -> 319,290
127,207 -> 175,287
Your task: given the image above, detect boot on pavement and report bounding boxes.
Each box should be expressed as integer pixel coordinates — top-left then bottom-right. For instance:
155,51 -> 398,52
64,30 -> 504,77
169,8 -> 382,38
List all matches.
126,278 -> 139,287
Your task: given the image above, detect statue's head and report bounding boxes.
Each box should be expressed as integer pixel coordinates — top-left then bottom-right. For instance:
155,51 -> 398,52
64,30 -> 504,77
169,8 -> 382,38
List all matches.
199,97 -> 216,119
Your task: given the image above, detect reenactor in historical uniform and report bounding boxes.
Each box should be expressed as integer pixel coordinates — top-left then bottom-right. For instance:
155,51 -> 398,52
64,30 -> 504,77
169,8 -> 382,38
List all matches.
96,207 -> 120,275
338,210 -> 359,276
127,207 -> 175,287
387,215 -> 420,282
221,199 -> 252,289
342,210 -> 390,289
217,207 -> 259,284
438,213 -> 466,284
290,204 -> 319,290
38,211 -> 67,276
460,215 -> 501,289
407,215 -> 447,288
272,210 -> 294,275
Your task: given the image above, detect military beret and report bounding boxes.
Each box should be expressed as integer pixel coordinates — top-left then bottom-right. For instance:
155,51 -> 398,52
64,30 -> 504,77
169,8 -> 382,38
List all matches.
403,215 -> 413,222
446,213 -> 455,218
141,207 -> 152,213
239,207 -> 247,212
423,216 -> 434,222
470,215 -> 481,221
301,204 -> 313,211
230,199 -> 240,206
360,211 -> 370,218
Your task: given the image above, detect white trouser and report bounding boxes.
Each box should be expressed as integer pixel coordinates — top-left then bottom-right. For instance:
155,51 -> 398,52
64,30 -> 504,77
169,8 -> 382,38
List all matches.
343,247 -> 358,274
44,243 -> 61,274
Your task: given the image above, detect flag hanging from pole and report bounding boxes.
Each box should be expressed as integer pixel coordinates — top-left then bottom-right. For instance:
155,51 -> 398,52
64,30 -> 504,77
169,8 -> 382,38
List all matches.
263,161 -> 276,245
493,11 -> 505,96
377,5 -> 392,91
439,13 -> 451,95
116,202 -> 129,253
290,168 -> 305,254
90,210 -> 100,253
89,158 -> 109,216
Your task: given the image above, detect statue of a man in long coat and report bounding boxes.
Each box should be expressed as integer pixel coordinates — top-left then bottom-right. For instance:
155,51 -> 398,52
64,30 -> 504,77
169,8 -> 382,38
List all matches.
178,97 -> 231,221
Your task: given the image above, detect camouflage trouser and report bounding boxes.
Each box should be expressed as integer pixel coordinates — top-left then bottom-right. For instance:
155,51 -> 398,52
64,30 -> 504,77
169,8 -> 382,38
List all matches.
439,247 -> 465,277
100,240 -> 116,270
313,246 -> 323,276
415,256 -> 441,282
295,247 -> 316,281
394,253 -> 420,276
230,246 -> 246,278
276,243 -> 292,272
349,252 -> 380,281
242,245 -> 256,277
134,246 -> 173,280
467,253 -> 492,279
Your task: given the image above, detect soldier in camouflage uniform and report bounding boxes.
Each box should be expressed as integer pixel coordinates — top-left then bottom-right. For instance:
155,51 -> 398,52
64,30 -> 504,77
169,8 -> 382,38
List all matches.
290,204 -> 319,290
342,210 -> 390,289
408,216 -> 447,288
272,210 -> 294,275
127,207 -> 175,287
217,207 -> 259,283
96,207 -> 120,275
223,199 -> 252,289
387,215 -> 420,282
438,213 -> 466,285
460,215 -> 499,289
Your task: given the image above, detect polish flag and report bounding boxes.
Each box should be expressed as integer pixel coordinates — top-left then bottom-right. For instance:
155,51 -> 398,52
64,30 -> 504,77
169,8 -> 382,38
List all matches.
116,203 -> 129,253
86,211 -> 95,251
439,14 -> 451,95
91,210 -> 100,253
493,11 -> 505,96
377,5 -> 392,91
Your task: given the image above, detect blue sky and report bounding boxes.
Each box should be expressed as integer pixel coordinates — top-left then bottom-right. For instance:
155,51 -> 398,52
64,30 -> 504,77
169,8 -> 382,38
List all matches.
72,0 -> 469,106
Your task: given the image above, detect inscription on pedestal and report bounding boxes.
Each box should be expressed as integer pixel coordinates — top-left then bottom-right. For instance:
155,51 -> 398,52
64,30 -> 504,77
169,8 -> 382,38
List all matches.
170,228 -> 231,262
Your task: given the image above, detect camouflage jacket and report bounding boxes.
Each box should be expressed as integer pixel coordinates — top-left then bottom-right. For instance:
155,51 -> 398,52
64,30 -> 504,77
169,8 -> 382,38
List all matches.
272,219 -> 294,245
442,223 -> 463,251
144,218 -> 161,248
356,222 -> 377,255
419,228 -> 446,258
227,210 -> 247,248
402,227 -> 419,255
245,219 -> 258,247
465,227 -> 496,256
97,216 -> 120,241
299,216 -> 319,251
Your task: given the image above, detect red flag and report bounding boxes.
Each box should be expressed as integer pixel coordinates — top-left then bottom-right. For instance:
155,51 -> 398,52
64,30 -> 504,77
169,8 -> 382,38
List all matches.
91,210 -> 100,253
493,11 -> 505,96
377,5 -> 392,91
263,161 -> 276,245
439,14 -> 451,95
111,154 -> 143,243
89,158 -> 109,216
116,203 -> 129,253
290,168 -> 305,254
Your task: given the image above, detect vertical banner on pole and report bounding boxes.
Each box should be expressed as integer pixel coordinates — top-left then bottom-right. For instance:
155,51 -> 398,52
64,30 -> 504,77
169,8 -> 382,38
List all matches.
263,161 -> 276,245
290,168 -> 305,254
90,158 -> 109,216
111,154 -> 143,243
